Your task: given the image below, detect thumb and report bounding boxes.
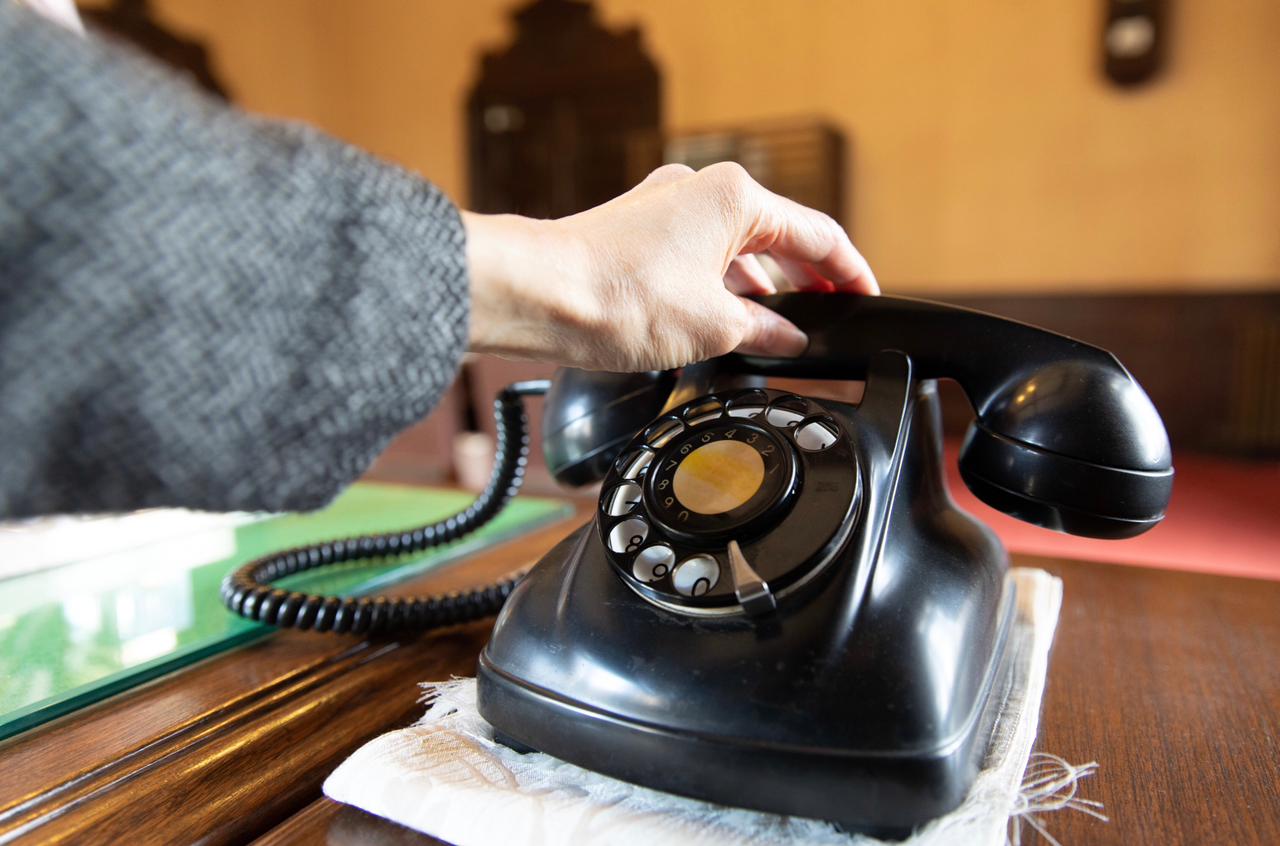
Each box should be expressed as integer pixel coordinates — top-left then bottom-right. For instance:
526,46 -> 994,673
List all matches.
731,297 -> 809,358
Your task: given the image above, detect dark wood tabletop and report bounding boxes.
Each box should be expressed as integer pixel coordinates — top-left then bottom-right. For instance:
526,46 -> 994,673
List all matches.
1,501 -> 1276,845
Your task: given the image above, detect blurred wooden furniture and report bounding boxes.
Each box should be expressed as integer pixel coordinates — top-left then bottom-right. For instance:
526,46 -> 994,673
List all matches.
939,290 -> 1280,459
1,496 -> 1275,844
467,0 -> 662,219
363,382 -> 467,488
667,119 -> 847,225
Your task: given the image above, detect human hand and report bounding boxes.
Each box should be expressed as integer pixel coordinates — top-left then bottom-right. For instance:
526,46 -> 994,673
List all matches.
462,162 -> 878,372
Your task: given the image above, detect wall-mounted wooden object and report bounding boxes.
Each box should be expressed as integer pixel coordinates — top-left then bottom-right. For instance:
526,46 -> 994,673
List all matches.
466,0 -> 662,218
1102,0 -> 1167,86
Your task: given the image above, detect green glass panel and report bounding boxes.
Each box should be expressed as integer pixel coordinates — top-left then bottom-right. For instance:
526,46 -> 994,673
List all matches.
0,483 -> 573,741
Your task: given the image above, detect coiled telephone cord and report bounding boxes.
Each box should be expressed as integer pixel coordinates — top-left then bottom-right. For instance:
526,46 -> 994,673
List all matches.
220,380 -> 550,635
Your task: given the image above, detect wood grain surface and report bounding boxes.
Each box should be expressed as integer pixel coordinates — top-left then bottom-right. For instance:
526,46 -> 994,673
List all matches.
3,502 -> 1277,845
1026,554 -> 1280,845
0,502 -> 590,846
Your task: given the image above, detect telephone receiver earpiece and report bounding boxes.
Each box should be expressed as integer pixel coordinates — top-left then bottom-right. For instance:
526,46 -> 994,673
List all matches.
542,369 -> 679,486
542,359 -> 761,485
542,294 -> 1174,539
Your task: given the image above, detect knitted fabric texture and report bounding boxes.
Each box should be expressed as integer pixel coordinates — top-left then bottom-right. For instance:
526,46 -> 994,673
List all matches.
0,2 -> 469,517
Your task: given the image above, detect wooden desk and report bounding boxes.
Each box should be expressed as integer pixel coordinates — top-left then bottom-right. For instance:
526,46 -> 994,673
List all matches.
2,506 -> 1276,845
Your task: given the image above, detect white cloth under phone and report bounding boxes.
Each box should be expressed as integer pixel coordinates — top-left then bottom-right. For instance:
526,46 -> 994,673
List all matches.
325,568 -> 1094,845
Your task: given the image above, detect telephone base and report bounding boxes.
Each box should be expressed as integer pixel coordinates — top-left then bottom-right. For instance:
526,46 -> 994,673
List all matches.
479,582 -> 1016,834
467,296 -> 1171,832
491,729 -> 536,755
478,373 -> 1025,833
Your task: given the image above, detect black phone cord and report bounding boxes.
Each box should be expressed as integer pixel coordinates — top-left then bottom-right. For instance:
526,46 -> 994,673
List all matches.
219,380 -> 550,635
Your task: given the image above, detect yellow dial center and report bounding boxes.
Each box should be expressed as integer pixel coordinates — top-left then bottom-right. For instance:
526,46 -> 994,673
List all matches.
672,440 -> 765,515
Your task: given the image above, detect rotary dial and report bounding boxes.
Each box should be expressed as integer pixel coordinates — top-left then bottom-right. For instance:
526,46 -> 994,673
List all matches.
596,388 -> 860,616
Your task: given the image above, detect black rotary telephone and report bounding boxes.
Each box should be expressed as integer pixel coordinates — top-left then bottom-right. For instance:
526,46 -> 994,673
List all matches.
223,293 -> 1172,834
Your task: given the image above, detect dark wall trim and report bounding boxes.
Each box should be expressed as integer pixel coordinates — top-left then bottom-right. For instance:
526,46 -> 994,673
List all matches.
936,290 -> 1280,458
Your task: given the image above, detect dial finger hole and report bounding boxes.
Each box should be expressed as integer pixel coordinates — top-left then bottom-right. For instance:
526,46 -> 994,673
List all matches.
794,418 -> 839,452
727,389 -> 768,419
683,398 -> 724,427
765,395 -> 808,429
605,481 -> 643,516
673,554 -> 721,597
618,449 -> 655,480
608,517 -> 649,554
632,545 -> 675,583
645,417 -> 685,448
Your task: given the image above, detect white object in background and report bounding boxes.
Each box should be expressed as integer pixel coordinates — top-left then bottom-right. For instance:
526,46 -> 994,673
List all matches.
0,510 -> 262,582
326,569 -> 1092,846
453,431 -> 496,492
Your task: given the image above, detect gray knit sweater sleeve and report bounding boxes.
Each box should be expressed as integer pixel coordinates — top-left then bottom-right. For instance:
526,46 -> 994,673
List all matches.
0,3 -> 469,518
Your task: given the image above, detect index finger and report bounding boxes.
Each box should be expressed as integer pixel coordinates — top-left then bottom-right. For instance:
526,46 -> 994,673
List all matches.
748,189 -> 879,295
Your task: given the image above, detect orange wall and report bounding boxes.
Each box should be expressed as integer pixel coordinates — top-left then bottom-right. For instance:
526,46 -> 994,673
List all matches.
88,0 -> 1280,294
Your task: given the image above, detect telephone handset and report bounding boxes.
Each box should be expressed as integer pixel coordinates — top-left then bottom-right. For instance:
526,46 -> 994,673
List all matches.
544,294 -> 1172,539
223,293 -> 1172,833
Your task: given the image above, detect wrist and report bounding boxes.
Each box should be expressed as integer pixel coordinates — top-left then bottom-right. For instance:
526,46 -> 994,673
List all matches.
462,212 -> 592,361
